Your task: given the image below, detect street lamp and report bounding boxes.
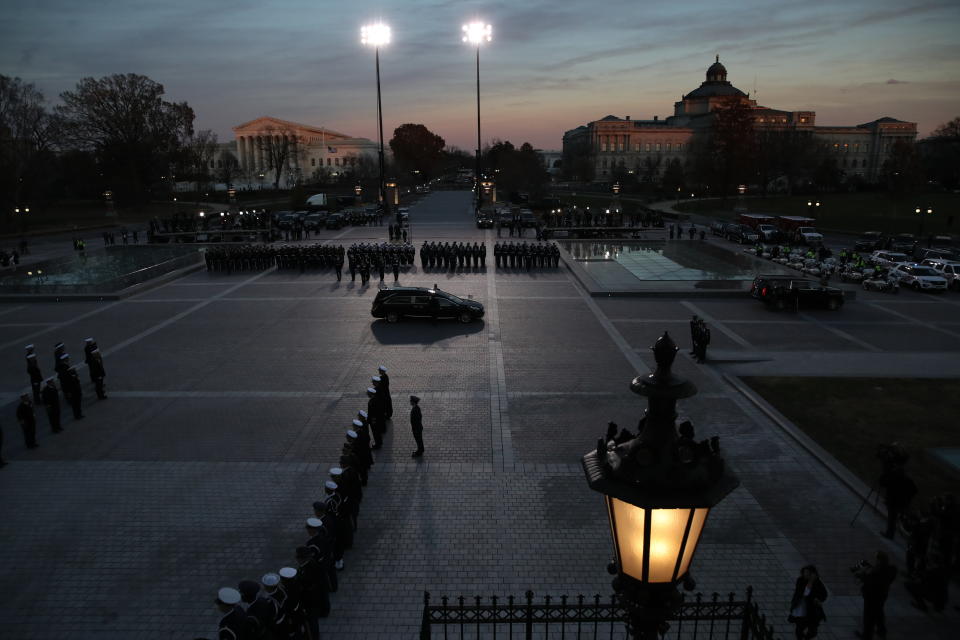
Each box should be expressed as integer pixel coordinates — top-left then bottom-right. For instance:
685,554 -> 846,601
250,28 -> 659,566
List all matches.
807,200 -> 821,217
463,21 -> 492,216
916,206 -> 933,237
582,332 -> 738,639
361,22 -> 391,223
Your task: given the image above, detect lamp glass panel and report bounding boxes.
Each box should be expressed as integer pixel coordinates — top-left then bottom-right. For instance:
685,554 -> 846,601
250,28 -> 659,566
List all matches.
609,498 -> 645,580
676,508 -> 709,578
647,508 -> 693,582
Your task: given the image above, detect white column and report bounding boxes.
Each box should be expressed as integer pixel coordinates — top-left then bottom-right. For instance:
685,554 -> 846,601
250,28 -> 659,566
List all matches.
256,135 -> 264,173
238,137 -> 247,172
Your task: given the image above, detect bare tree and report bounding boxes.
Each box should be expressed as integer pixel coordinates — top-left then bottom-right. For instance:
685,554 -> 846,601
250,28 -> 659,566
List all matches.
258,126 -> 298,189
217,149 -> 240,187
186,129 -> 218,201
0,75 -> 56,222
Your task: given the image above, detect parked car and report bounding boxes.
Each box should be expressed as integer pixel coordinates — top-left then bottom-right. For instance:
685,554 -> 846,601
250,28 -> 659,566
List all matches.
757,224 -> 778,241
922,259 -> 960,290
750,275 -> 844,311
854,231 -> 886,252
727,224 -> 760,244
888,263 -> 948,292
869,250 -> 910,268
519,210 -> 538,228
890,233 -> 916,253
371,286 -> 484,323
304,212 -> 328,230
325,213 -> 345,229
794,226 -> 823,246
396,207 -> 410,222
721,223 -> 740,240
710,221 -> 727,236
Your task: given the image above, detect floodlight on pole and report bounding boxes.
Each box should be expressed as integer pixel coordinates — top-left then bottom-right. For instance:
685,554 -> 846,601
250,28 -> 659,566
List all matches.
361,22 -> 391,224
463,21 -> 492,217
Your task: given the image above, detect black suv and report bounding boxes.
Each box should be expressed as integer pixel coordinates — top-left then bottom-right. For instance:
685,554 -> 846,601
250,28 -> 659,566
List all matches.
750,275 -> 844,311
372,286 -> 484,323
476,212 -> 494,228
854,231 -> 885,252
727,224 -> 760,244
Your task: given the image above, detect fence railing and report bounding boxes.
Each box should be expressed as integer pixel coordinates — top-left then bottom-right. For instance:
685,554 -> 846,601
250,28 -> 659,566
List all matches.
420,587 -> 778,640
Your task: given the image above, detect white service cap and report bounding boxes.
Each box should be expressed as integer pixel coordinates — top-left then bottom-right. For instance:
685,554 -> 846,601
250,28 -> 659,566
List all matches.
261,573 -> 280,587
378,365 -> 387,372
278,567 -> 297,579
371,376 -> 381,383
358,410 -> 368,418
324,480 -> 338,491
351,419 -> 363,428
217,587 -> 242,605
329,467 -> 343,476
366,387 -> 376,394
346,429 -> 358,439
306,517 -> 324,528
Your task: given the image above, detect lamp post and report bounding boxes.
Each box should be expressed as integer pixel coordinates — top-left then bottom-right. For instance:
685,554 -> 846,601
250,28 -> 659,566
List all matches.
806,200 -> 820,218
463,21 -> 492,217
582,332 -> 739,639
361,23 -> 391,224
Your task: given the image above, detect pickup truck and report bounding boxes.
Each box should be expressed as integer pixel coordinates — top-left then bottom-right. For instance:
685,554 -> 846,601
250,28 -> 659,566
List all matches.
750,275 -> 844,311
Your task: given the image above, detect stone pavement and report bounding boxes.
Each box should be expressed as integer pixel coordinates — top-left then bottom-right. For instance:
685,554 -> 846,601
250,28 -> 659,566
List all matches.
0,190 -> 956,639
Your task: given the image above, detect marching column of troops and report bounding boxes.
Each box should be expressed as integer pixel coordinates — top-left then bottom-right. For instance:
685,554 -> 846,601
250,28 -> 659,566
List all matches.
213,366 -> 394,640
4,340 -> 107,464
418,241 -> 486,270
493,241 -> 560,270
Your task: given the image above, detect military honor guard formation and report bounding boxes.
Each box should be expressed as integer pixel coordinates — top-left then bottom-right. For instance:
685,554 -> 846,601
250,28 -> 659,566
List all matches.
2,340 -> 107,465
212,365 -> 426,639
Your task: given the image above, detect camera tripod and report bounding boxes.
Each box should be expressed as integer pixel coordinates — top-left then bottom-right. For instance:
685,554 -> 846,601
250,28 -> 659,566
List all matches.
850,479 -> 882,526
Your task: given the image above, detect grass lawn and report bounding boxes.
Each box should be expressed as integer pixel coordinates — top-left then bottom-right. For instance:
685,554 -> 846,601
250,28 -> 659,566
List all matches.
676,192 -> 960,235
741,377 -> 960,509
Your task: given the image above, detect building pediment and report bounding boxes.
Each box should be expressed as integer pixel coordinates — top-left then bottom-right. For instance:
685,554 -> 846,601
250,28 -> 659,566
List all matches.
233,116 -> 351,140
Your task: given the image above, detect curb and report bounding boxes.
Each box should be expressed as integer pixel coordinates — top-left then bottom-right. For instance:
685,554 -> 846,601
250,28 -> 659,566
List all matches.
722,373 -> 888,521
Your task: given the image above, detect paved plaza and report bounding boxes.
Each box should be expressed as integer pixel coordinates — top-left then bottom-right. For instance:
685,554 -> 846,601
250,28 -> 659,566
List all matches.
0,191 -> 957,639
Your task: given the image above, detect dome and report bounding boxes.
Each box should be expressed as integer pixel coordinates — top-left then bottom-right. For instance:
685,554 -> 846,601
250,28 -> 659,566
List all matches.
706,55 -> 727,82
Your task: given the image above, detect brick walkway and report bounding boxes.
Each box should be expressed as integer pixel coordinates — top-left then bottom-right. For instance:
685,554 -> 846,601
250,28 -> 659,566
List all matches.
0,191 -> 956,638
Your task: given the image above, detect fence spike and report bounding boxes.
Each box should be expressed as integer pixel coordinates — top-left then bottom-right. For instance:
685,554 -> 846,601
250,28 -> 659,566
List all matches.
441,595 -> 448,607
728,591 -> 735,603
711,592 -> 719,602
508,594 -> 514,606
544,594 -> 551,606
492,595 -> 498,607
577,594 -> 584,606
695,592 -> 703,603
746,585 -> 753,603
476,595 -> 482,608
525,590 -> 534,605
458,595 -> 465,607
424,591 -> 431,606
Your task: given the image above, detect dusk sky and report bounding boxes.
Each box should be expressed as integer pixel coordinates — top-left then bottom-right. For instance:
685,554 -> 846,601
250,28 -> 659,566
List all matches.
3,0 -> 959,150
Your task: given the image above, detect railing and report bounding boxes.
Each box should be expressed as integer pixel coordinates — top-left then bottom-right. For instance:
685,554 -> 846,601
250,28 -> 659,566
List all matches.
420,588 -> 778,640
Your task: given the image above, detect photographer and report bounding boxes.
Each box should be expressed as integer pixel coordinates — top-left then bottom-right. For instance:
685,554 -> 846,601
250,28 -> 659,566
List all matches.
877,443 -> 917,540
788,565 -> 827,640
853,551 -> 897,640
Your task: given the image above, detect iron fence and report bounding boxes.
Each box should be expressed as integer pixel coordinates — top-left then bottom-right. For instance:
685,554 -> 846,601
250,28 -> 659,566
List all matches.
421,587 -> 778,640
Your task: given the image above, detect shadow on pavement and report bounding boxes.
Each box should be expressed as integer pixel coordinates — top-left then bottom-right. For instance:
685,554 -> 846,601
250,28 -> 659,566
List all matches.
370,319 -> 485,345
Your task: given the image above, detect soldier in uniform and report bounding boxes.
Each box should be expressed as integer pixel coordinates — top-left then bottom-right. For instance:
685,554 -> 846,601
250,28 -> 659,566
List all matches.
26,345 -> 42,403
480,242 -> 487,268
305,516 -> 338,592
17,394 -> 38,449
259,573 -> 286,637
294,545 -> 329,637
367,386 -> 384,449
63,364 -> 84,420
41,378 -> 62,433
376,365 -> 392,419
335,252 -> 343,282
53,343 -> 67,376
214,586 -> 251,640
238,579 -> 278,640
277,567 -> 306,639
410,395 -> 424,457
88,348 -> 107,399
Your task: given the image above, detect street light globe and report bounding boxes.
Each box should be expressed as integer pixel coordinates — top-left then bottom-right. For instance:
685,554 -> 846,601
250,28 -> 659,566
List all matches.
462,21 -> 492,45
361,23 -> 391,46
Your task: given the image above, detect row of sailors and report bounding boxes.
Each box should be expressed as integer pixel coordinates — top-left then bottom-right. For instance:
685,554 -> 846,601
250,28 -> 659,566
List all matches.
214,368 -> 391,639
494,242 -> 561,269
418,241 -> 486,269
205,245 -> 280,272
347,242 -> 415,267
275,245 -> 345,271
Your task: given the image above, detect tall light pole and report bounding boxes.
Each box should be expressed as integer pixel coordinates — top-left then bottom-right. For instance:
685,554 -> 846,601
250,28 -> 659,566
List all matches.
361,22 -> 391,223
463,21 -> 492,217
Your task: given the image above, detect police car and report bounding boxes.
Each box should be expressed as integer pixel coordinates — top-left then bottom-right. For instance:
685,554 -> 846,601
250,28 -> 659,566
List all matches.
888,263 -> 948,292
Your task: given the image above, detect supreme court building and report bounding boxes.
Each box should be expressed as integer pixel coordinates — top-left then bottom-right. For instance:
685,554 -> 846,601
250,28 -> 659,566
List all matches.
231,117 -> 378,185
562,57 -> 917,184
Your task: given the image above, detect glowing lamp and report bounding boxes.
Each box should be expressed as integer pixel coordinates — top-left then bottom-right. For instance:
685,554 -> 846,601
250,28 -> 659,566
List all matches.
462,22 -> 492,45
361,23 -> 391,47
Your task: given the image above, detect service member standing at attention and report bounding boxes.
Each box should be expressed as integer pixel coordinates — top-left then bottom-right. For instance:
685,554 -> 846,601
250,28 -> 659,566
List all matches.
377,365 -> 392,419
17,394 -> 38,449
366,387 -> 384,449
410,395 -> 424,457
25,345 -> 42,403
41,378 -> 62,433
64,365 -> 84,420
213,587 -> 249,640
88,348 -> 107,399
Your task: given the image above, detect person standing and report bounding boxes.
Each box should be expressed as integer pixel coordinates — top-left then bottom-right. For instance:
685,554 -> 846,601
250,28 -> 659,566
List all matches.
879,462 -> 917,540
696,319 -> 710,364
855,551 -> 897,640
17,394 -> 38,449
335,253 -> 343,282
26,345 -> 42,403
88,348 -> 107,400
214,587 -> 250,640
392,258 -> 400,282
789,565 -> 828,640
366,387 -> 384,449
410,395 -> 424,458
63,366 -> 84,420
377,365 -> 392,419
688,315 -> 700,356
41,378 -> 62,433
